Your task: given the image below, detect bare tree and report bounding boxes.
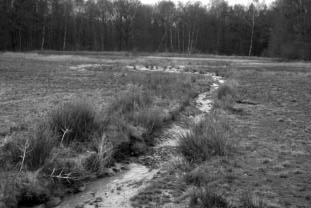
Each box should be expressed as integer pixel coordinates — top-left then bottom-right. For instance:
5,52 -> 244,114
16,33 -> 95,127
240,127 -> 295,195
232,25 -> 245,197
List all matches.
248,0 -> 259,56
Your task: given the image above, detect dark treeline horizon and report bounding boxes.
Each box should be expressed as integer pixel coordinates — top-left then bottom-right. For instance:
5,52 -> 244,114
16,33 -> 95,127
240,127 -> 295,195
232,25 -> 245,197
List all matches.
0,0 -> 310,59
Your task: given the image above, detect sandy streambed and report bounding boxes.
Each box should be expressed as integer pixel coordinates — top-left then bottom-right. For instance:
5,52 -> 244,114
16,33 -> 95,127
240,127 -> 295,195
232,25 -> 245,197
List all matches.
59,65 -> 224,208
59,163 -> 158,208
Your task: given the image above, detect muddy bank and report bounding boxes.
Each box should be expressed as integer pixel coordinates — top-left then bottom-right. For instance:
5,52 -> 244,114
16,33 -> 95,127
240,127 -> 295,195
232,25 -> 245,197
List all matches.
59,163 -> 158,208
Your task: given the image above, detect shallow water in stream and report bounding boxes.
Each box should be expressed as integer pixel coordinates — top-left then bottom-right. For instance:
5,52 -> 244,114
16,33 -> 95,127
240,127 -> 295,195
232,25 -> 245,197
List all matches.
59,64 -> 224,208
60,163 -> 157,208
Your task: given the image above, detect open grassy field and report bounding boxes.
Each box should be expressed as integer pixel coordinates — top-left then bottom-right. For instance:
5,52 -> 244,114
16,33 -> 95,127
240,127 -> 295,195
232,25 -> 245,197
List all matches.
0,52 -> 311,208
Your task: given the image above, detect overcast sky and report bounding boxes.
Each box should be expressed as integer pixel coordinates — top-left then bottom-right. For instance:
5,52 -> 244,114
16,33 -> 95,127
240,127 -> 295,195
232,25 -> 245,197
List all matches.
140,0 -> 275,6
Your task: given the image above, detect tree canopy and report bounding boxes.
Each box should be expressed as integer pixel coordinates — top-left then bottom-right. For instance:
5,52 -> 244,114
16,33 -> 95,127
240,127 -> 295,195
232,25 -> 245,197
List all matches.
0,0 -> 310,59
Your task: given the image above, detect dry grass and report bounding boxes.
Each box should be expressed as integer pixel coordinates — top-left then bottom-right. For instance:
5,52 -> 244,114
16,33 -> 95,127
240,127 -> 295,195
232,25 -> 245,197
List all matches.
120,72 -> 199,104
48,100 -> 101,144
25,123 -> 57,171
84,134 -> 114,173
108,84 -> 152,115
1,123 -> 56,171
214,80 -> 238,110
131,107 -> 166,141
0,171 -> 51,208
189,187 -> 229,208
240,191 -> 265,208
178,114 -> 231,163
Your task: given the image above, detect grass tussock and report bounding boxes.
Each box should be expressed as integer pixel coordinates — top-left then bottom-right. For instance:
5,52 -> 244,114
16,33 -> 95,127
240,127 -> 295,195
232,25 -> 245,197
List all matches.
183,167 -> 211,187
0,171 -> 51,208
84,134 -> 114,172
214,80 -> 238,110
120,72 -> 199,103
108,84 -> 152,115
25,123 -> 57,171
106,85 -> 169,146
240,191 -> 265,208
48,100 -> 101,144
1,123 -> 56,171
132,107 -> 165,137
178,114 -> 230,163
189,187 -> 229,208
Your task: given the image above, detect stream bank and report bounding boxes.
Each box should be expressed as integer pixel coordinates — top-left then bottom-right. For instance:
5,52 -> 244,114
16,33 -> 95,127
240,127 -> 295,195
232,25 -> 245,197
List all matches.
58,66 -> 224,208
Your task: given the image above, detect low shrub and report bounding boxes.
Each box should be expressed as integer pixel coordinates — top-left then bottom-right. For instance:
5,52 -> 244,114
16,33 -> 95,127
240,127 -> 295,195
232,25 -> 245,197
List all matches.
48,100 -> 101,144
178,114 -> 230,163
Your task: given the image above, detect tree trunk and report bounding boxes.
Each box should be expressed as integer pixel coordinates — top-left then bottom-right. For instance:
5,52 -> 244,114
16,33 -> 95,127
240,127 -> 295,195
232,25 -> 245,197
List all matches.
170,27 -> 173,51
19,29 -> 22,51
182,24 -> 185,53
190,29 -> 195,52
101,22 -> 105,51
188,29 -> 191,54
41,25 -> 45,50
248,8 -> 255,56
63,23 -> 67,51
194,29 -> 199,51
158,28 -> 167,51
177,27 -> 180,52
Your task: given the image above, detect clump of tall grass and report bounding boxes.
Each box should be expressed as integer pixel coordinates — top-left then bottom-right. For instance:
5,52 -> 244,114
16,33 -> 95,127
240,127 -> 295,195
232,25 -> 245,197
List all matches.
214,80 -> 238,110
120,72 -> 197,103
106,85 -> 167,146
240,191 -> 265,208
84,134 -> 114,173
131,107 -> 166,142
0,171 -> 50,208
25,123 -> 57,170
108,84 -> 152,115
47,100 -> 101,144
189,187 -> 229,208
1,123 -> 56,171
178,114 -> 230,163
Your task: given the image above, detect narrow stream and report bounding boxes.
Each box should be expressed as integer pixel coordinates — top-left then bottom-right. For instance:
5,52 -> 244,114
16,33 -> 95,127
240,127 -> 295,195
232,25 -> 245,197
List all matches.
59,65 -> 224,208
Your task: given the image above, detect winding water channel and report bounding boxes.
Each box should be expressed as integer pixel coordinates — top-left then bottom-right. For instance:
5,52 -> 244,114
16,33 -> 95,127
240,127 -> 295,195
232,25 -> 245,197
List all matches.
59,65 -> 224,208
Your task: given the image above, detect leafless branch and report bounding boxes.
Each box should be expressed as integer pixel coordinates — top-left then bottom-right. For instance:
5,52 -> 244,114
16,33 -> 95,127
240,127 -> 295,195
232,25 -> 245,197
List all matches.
50,168 -> 78,183
19,139 -> 30,172
60,128 -> 71,146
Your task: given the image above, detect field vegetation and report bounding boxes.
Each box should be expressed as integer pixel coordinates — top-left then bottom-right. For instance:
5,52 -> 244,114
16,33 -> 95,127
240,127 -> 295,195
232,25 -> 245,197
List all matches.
0,52 -> 212,207
1,52 -> 311,208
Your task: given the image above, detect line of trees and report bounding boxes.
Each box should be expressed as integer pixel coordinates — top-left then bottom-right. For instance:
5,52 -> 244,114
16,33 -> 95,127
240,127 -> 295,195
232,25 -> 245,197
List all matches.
0,0 -> 310,59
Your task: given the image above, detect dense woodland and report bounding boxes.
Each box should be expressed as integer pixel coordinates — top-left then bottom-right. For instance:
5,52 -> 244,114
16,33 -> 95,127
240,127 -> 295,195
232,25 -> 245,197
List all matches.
0,0 -> 310,59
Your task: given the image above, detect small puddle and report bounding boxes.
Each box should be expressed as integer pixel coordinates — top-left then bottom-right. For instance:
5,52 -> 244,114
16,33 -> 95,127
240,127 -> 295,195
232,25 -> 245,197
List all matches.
126,65 -> 185,74
69,64 -> 102,71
